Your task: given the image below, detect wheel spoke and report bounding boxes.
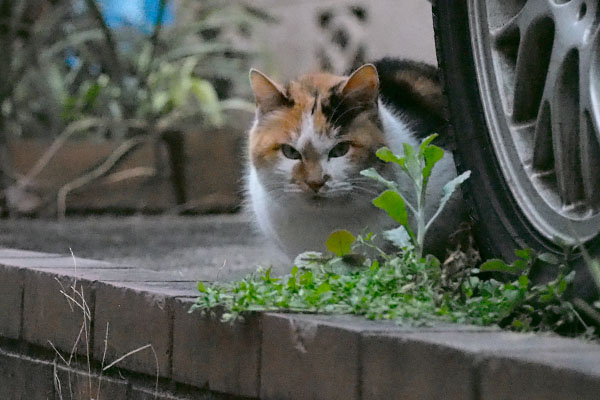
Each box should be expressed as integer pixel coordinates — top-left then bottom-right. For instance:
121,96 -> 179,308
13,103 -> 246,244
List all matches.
550,49 -> 583,207
580,111 -> 600,209
512,16 -> 555,122
577,19 -> 600,210
532,102 -> 553,172
579,39 -> 595,124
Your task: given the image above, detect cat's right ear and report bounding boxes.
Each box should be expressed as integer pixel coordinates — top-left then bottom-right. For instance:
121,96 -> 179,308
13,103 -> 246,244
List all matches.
249,69 -> 292,114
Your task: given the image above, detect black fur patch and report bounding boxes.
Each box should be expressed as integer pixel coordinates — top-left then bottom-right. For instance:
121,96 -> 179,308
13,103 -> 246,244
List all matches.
311,92 -> 319,115
276,84 -> 296,109
321,84 -> 377,133
371,58 -> 449,147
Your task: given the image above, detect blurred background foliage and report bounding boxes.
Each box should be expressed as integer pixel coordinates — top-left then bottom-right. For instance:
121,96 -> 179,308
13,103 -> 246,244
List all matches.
1,0 -> 273,141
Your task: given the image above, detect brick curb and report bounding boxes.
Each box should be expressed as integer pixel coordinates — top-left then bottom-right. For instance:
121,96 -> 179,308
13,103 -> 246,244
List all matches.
1,247 -> 599,399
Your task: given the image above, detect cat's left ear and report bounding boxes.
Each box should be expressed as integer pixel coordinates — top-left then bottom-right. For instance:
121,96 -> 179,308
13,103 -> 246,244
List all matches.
341,64 -> 379,104
249,69 -> 292,114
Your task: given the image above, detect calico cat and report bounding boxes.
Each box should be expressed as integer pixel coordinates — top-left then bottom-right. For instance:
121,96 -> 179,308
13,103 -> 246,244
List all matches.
246,58 -> 466,260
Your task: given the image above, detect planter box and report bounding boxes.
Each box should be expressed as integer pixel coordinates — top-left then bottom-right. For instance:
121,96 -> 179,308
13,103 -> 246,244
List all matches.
6,126 -> 247,215
180,129 -> 245,213
7,139 -> 177,214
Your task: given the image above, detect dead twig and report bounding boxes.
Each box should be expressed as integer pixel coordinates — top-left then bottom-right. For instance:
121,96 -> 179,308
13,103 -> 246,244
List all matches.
104,167 -> 156,184
96,322 -> 110,400
103,343 -> 160,398
56,135 -> 148,218
24,118 -> 105,183
573,298 -> 600,330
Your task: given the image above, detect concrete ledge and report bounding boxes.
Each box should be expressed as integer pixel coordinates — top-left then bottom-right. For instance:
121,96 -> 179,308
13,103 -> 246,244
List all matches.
1,247 -> 600,399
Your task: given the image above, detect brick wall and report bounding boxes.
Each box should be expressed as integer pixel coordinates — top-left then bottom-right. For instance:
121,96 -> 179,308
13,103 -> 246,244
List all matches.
1,248 -> 600,400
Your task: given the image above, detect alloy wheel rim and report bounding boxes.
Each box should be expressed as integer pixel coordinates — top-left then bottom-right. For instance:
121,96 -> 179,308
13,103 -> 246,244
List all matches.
468,0 -> 600,244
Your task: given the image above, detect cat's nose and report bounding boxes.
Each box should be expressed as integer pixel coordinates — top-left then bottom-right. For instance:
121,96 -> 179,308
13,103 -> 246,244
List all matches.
306,175 -> 329,192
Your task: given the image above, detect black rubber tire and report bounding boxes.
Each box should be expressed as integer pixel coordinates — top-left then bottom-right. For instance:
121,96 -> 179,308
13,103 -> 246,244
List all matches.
431,0 -> 599,297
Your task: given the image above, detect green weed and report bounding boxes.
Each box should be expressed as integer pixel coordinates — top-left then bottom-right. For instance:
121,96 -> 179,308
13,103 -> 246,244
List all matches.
192,232 -> 596,338
361,134 -> 470,258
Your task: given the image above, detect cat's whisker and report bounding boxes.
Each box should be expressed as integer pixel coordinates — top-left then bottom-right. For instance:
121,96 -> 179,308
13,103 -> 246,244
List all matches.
351,186 -> 380,196
330,186 -> 354,193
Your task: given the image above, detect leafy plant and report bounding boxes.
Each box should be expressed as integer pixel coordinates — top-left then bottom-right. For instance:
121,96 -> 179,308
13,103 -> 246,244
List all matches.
569,246 -> 600,333
6,0 -> 268,139
193,234 -> 596,338
478,248 -> 589,334
361,134 -> 471,258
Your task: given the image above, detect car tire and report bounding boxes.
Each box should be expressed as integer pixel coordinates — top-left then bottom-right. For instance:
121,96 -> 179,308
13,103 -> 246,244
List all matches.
432,0 -> 600,297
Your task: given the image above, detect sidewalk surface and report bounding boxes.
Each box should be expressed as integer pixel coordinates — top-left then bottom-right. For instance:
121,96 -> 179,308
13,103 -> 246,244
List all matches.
0,214 -> 278,281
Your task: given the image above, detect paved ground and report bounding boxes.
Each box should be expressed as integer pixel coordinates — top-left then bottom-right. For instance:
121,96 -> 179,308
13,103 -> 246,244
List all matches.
0,214 -> 282,281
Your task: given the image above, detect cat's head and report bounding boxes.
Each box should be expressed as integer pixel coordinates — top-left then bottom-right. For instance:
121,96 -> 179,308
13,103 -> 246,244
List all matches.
248,64 -> 389,208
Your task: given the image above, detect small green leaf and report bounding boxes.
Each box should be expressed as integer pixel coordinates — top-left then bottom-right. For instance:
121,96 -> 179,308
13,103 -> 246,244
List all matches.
438,170 -> 471,211
326,230 -> 356,256
515,248 -> 534,260
191,78 -> 223,126
518,275 -> 529,289
512,259 -> 528,271
537,253 -> 560,265
360,168 -> 398,189
198,281 -> 207,293
402,142 -> 421,181
376,147 -> 403,164
370,259 -> 380,270
84,82 -> 101,107
558,278 -> 568,293
512,319 -> 524,329
316,282 -> 332,295
418,133 -> 439,156
422,145 -> 444,182
372,190 -> 408,225
480,259 -> 514,273
383,226 -> 413,249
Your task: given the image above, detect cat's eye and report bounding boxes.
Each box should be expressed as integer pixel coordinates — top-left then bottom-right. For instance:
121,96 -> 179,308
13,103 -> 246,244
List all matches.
281,144 -> 301,160
328,142 -> 350,158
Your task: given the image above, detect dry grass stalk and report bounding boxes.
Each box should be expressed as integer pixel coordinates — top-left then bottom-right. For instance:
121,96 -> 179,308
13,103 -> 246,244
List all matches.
51,250 -> 160,399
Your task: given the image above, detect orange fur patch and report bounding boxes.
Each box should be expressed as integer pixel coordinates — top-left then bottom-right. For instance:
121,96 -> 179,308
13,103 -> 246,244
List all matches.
249,108 -> 301,167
